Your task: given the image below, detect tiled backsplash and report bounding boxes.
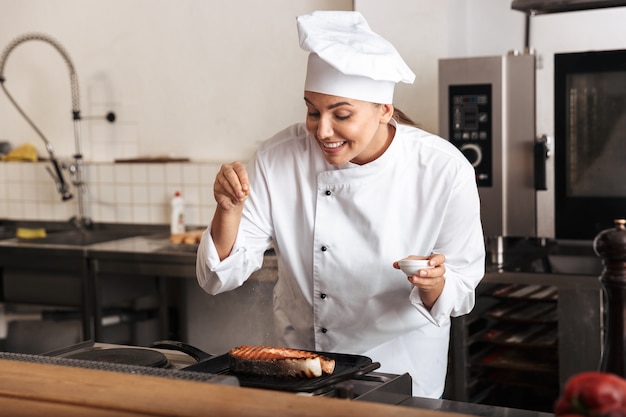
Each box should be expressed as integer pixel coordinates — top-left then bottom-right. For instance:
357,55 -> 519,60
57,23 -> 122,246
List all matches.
0,161 -> 221,227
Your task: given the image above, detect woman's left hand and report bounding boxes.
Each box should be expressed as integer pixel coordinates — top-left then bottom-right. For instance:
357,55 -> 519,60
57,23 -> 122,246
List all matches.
394,254 -> 446,309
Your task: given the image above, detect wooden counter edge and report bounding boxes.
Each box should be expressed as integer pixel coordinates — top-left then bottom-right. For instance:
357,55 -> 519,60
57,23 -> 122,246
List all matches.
0,358 -> 471,417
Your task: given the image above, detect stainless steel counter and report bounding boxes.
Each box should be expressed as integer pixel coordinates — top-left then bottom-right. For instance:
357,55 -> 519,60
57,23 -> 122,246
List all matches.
0,220 -> 271,278
401,397 -> 554,417
0,220 -> 277,345
0,221 -> 197,344
89,234 -> 199,278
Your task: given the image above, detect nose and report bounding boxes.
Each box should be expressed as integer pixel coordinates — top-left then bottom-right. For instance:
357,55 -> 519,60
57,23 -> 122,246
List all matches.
316,116 -> 333,140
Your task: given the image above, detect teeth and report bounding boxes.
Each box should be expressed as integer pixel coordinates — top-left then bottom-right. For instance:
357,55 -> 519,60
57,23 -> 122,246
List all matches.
322,141 -> 345,149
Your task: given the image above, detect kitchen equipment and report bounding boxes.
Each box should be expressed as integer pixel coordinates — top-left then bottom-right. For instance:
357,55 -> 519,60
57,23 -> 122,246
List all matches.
438,53 -> 537,241
0,33 -> 114,227
42,340 -> 412,402
183,350 -> 380,394
65,347 -> 171,368
554,49 -> 626,240
153,339 -> 382,395
44,339 -> 197,370
3,342 -> 235,387
0,33 -> 79,208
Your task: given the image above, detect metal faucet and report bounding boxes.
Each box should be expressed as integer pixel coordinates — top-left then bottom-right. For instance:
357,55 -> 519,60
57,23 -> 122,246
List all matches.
0,32 -> 94,228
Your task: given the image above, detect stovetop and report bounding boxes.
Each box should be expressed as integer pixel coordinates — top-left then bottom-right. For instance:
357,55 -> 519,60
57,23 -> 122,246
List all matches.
45,341 -> 199,369
0,341 -> 555,416
31,340 -> 413,403
0,341 -> 237,386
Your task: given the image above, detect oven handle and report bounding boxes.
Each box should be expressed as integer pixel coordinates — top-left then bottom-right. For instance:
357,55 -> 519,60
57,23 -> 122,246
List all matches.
534,134 -> 550,191
150,340 -> 214,362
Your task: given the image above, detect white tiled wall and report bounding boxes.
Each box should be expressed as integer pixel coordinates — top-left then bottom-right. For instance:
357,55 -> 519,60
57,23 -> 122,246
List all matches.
0,161 -> 221,227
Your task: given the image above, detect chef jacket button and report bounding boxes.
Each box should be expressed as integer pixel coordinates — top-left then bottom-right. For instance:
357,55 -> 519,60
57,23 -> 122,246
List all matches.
325,190 -> 332,196
320,293 -> 327,299
321,328 -> 328,333
321,246 -> 328,252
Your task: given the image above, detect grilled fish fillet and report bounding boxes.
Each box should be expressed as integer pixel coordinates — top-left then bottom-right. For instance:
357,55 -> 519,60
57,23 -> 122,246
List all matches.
228,345 -> 336,378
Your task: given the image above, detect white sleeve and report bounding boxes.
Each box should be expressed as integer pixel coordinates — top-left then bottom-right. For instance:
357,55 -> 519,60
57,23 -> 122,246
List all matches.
409,161 -> 485,325
196,226 -> 254,294
195,151 -> 275,295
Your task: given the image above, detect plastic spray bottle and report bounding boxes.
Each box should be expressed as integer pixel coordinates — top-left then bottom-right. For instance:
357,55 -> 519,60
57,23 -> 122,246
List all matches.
170,191 -> 185,235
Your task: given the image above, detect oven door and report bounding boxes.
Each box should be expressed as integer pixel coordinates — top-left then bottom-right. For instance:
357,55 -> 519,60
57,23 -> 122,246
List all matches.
554,49 -> 626,240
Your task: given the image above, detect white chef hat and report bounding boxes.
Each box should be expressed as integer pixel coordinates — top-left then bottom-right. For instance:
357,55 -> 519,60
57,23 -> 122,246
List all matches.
297,11 -> 415,104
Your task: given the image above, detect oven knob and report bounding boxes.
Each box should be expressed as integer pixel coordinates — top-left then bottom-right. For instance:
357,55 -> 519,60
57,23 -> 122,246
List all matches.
459,143 -> 483,167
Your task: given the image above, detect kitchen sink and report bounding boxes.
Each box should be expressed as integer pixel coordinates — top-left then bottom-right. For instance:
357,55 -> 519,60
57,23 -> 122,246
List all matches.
0,222 -> 16,240
6,220 -> 167,247
1,221 -> 169,247
17,228 -> 144,246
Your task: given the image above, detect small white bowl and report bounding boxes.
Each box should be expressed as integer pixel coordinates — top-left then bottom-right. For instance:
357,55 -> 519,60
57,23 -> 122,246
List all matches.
398,259 -> 432,276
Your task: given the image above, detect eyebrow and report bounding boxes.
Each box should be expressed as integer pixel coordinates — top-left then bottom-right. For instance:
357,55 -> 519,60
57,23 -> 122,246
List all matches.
303,97 -> 354,110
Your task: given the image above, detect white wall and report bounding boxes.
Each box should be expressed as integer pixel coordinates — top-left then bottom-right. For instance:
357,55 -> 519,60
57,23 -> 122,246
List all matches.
354,0 -> 449,133
0,0 -> 351,163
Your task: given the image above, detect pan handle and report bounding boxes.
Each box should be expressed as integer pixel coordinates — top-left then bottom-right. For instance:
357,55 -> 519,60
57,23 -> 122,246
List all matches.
317,360 -> 382,389
150,340 -> 214,362
354,361 -> 381,377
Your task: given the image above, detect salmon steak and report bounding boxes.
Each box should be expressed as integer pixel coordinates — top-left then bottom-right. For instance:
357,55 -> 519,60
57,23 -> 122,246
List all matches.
228,345 -> 336,378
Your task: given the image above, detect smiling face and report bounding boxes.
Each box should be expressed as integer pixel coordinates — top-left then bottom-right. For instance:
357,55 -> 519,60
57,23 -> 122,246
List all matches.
304,91 -> 395,166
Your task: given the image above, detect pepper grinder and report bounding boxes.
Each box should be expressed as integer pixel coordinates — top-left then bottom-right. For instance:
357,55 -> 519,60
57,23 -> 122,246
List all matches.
594,218 -> 626,376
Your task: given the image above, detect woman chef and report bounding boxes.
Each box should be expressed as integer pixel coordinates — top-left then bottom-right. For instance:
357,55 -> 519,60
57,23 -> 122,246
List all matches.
196,10 -> 485,398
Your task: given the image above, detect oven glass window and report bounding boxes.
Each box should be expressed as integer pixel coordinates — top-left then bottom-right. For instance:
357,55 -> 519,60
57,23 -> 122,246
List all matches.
566,71 -> 626,198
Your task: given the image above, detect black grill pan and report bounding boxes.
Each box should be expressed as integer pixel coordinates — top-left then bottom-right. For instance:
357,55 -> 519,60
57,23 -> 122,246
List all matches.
180,350 -> 380,393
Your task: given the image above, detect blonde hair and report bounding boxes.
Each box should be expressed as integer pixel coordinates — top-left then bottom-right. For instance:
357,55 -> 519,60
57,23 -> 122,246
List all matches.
392,107 -> 419,128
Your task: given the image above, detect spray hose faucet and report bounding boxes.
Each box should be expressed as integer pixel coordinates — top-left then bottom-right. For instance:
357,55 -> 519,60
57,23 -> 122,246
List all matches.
0,32 -> 89,226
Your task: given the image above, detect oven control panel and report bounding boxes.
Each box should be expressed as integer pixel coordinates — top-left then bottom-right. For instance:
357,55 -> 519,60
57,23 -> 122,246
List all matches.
448,84 -> 492,187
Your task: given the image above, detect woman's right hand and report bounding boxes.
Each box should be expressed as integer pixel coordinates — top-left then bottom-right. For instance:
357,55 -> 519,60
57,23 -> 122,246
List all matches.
214,161 -> 250,211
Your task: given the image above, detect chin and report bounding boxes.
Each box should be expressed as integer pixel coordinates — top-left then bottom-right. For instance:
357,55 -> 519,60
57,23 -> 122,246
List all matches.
322,154 -> 350,166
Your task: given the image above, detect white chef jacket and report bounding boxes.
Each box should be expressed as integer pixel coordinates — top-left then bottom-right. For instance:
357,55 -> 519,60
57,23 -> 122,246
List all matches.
197,121 -> 485,398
